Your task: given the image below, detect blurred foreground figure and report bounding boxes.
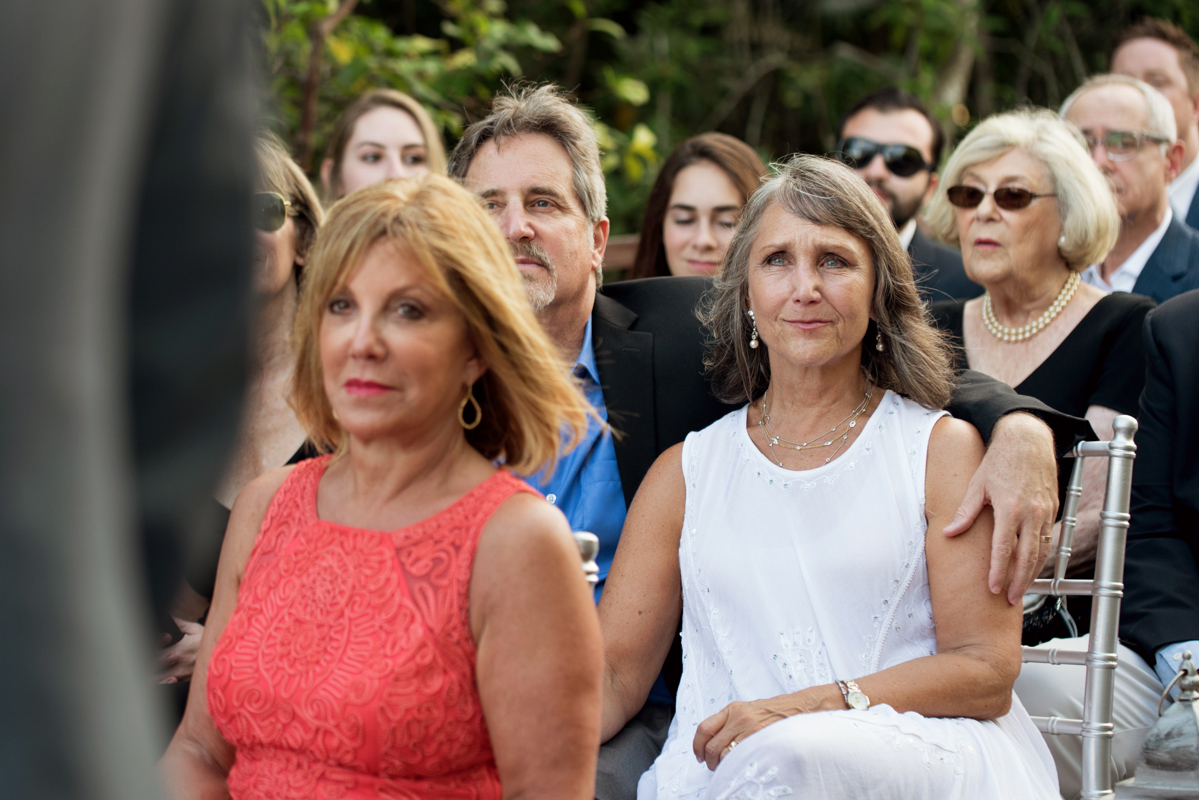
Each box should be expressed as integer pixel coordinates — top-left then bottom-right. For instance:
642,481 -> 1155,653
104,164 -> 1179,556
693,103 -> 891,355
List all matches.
0,0 -> 254,796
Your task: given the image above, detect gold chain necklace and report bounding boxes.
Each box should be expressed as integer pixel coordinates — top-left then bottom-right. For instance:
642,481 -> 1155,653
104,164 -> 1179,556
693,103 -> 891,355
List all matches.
982,271 -> 1079,343
758,382 -> 873,467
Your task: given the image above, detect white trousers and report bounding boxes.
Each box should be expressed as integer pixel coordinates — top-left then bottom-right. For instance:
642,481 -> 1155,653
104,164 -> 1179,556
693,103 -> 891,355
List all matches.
1014,635 -> 1165,800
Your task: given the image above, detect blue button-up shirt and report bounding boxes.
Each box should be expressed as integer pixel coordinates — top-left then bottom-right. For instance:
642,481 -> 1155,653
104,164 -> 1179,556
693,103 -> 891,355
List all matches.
528,318 -> 625,597
526,318 -> 673,706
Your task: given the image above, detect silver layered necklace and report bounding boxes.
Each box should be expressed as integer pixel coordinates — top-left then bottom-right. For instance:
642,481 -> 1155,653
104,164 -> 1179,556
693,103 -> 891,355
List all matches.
758,380 -> 874,467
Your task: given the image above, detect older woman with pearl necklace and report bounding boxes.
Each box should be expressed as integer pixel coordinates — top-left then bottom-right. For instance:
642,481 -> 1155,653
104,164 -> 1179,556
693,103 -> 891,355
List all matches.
925,108 -> 1154,636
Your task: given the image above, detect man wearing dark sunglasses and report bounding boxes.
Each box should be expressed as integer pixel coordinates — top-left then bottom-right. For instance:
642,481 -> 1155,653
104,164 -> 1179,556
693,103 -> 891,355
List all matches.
1062,74 -> 1199,304
836,87 -> 982,302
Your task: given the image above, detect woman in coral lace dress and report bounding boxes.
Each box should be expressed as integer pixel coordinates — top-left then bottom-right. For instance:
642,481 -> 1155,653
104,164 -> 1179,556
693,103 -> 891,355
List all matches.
162,175 -> 603,799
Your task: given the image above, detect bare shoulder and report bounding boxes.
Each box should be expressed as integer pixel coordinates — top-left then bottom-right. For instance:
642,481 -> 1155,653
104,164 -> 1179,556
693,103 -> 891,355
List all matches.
637,442 -> 685,500
928,416 -> 984,473
474,483 -> 585,595
479,488 -> 576,563
926,417 -> 984,511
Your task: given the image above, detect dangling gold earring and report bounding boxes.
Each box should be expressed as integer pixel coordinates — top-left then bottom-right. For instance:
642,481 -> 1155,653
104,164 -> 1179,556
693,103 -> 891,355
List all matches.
748,309 -> 759,349
458,384 -> 482,430
876,330 -> 885,352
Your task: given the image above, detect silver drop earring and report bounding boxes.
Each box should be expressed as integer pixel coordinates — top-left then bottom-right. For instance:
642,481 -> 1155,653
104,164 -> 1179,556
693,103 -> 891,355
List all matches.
876,330 -> 885,352
748,309 -> 759,349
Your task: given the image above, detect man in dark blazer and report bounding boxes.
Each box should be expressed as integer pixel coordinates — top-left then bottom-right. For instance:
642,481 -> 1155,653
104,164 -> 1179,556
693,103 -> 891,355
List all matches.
450,83 -> 1087,800
1020,290 -> 1199,796
1063,74 -> 1199,303
1134,212 -> 1199,301
836,87 -> 982,302
1122,289 -> 1199,688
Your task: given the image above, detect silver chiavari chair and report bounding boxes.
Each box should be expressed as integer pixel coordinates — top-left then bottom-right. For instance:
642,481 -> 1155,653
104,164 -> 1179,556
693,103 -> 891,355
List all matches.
573,531 -> 600,588
1022,415 -> 1138,800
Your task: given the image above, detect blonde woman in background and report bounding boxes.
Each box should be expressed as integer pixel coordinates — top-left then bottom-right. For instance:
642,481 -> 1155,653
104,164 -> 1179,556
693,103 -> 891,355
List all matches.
163,175 -> 603,799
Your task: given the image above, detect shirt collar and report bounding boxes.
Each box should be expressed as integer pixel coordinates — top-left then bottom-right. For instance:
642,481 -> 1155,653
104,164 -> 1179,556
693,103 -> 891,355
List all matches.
573,316 -> 600,384
1081,207 -> 1172,293
1169,154 -> 1199,219
898,218 -> 918,251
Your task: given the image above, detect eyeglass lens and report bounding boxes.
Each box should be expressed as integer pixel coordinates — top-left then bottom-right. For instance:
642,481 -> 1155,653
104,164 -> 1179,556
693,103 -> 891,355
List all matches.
946,186 -> 1040,210
253,192 -> 288,232
835,138 -> 928,178
1084,131 -> 1153,160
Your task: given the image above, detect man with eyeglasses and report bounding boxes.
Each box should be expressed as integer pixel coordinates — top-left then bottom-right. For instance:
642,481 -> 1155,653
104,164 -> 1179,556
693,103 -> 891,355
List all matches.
1061,73 -> 1199,303
835,87 -> 982,302
1111,18 -> 1199,230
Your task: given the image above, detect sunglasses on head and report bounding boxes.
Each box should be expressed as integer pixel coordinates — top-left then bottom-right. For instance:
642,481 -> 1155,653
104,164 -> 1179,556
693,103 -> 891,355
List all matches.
835,137 -> 931,178
253,192 -> 292,232
946,186 -> 1057,210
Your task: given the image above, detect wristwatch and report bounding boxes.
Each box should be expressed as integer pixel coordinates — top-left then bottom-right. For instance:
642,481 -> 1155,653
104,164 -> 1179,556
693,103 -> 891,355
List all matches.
837,679 -> 870,710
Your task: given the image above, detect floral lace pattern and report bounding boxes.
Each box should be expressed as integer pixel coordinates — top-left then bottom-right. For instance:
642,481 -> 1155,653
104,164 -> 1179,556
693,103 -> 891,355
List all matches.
208,457 -> 536,799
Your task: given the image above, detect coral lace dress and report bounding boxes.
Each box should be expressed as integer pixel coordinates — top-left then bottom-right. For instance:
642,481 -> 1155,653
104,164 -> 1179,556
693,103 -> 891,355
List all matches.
207,455 -> 536,799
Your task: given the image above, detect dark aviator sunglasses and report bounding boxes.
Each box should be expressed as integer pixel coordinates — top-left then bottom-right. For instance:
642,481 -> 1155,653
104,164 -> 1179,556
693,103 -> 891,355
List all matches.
253,192 -> 292,232
946,186 -> 1057,211
834,137 -> 931,178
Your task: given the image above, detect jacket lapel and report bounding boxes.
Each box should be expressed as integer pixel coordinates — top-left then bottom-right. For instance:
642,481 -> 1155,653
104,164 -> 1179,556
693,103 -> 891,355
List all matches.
1134,217 -> 1191,302
591,293 -> 656,508
1187,192 -> 1199,230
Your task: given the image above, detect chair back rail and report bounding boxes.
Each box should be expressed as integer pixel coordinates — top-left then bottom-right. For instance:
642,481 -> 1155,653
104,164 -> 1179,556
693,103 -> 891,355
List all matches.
1023,415 -> 1137,800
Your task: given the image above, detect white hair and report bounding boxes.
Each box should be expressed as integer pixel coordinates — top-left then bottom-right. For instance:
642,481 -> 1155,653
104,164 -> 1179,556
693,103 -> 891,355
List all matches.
924,107 -> 1119,270
1059,73 -> 1178,144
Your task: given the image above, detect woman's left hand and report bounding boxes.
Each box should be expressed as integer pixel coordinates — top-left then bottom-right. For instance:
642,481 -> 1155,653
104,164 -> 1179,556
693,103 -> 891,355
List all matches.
693,690 -> 831,771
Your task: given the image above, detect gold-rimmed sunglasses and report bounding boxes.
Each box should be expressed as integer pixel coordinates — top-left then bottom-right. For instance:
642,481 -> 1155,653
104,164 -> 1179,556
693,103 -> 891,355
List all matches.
253,192 -> 292,232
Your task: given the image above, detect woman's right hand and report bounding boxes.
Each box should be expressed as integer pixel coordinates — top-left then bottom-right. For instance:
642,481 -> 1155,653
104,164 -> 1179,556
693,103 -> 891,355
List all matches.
158,618 -> 204,684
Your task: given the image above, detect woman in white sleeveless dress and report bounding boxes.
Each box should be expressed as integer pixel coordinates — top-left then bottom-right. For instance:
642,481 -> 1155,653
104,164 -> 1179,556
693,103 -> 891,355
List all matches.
598,156 -> 1060,799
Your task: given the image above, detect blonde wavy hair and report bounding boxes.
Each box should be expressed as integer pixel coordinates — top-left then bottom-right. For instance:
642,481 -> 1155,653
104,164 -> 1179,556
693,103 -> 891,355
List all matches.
290,175 -> 594,475
924,107 -> 1119,270
703,155 -> 954,410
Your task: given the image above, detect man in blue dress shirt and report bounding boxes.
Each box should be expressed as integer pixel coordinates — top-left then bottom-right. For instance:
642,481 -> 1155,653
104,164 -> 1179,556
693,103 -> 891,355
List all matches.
449,83 -> 1086,800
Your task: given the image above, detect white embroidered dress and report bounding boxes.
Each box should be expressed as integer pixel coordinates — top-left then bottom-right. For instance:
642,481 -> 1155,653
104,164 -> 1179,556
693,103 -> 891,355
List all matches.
638,392 -> 1059,800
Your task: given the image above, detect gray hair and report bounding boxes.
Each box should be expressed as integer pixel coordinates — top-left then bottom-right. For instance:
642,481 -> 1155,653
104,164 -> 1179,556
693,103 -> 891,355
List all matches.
1059,73 -> 1178,145
702,155 -> 954,410
448,83 -> 607,225
924,107 -> 1120,270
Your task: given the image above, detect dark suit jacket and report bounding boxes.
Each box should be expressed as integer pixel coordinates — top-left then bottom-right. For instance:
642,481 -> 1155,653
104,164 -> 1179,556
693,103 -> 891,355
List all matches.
594,276 -> 1092,695
1186,186 -> 1199,230
1131,216 -> 1199,304
1120,290 -> 1199,663
909,226 -> 982,302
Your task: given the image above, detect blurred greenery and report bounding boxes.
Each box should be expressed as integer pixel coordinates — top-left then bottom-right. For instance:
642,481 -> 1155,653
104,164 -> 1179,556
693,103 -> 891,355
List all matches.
259,0 -> 1199,235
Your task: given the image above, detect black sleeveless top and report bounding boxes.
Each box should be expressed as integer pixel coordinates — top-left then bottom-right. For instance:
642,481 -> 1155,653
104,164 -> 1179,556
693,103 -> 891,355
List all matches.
930,292 -> 1155,419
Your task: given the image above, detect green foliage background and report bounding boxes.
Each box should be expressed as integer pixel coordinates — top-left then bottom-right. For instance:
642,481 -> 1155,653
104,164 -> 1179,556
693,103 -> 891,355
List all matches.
261,0 -> 1199,235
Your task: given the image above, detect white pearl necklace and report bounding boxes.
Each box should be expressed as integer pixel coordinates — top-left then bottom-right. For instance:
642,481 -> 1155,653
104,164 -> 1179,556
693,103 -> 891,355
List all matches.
982,271 -> 1080,343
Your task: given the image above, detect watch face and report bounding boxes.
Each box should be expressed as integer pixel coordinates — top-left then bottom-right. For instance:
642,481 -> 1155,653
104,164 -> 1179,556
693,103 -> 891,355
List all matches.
848,691 -> 869,710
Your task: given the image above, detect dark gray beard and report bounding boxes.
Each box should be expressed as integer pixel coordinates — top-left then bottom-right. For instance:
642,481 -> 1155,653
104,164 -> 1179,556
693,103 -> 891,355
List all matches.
511,241 -> 556,311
